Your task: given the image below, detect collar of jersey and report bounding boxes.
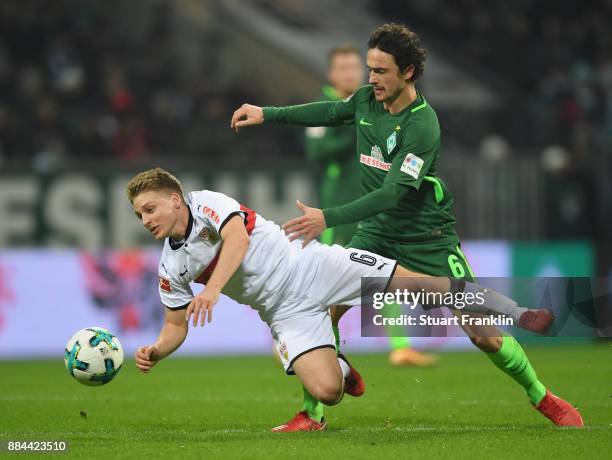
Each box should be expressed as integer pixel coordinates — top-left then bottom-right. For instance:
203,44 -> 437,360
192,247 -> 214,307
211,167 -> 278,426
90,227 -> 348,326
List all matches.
387,91 -> 425,117
169,205 -> 194,250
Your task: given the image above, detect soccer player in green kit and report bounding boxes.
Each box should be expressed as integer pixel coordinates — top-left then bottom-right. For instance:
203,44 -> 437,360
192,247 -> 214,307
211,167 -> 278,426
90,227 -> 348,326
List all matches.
231,23 -> 583,431
307,44 -> 436,368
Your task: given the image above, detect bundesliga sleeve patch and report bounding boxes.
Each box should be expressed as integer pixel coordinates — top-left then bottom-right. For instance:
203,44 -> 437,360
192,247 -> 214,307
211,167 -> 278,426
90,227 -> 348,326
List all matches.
400,153 -> 424,179
159,276 -> 172,293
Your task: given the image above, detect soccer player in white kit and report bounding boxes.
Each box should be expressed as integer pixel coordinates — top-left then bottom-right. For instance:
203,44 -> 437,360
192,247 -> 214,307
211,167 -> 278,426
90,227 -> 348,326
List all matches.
128,168 -> 563,430
128,168 -> 398,409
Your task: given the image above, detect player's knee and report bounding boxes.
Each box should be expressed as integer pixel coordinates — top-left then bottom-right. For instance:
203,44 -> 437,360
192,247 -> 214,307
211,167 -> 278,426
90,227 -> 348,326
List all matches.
311,379 -> 343,406
470,335 -> 502,353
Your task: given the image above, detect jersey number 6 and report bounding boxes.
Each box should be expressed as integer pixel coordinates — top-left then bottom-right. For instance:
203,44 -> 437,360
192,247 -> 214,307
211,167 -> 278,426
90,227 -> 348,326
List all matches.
349,252 -> 377,266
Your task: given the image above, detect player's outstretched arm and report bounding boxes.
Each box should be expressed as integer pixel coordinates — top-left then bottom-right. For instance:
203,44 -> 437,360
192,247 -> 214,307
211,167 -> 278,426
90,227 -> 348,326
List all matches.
232,94 -> 358,132
185,215 -> 250,327
135,307 -> 188,373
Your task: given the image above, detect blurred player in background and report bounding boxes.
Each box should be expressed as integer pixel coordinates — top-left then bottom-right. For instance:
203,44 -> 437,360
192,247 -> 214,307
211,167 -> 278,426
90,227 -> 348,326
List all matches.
305,45 -> 362,249
231,23 -> 584,432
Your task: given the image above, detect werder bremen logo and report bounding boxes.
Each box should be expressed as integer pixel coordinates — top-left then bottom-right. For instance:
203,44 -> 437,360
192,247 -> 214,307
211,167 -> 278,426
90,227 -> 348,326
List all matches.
370,145 -> 384,162
386,131 -> 397,154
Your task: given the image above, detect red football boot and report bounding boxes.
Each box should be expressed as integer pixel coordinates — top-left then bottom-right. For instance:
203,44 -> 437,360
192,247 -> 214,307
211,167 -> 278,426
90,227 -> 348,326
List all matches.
271,411 -> 327,432
338,353 -> 365,397
534,390 -> 584,427
519,309 -> 555,334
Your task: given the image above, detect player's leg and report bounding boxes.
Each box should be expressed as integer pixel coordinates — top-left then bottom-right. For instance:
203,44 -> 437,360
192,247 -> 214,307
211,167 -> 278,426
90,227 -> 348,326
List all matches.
446,246 -> 581,425
281,241 -> 401,431
272,346 -> 351,433
387,265 -> 553,331
454,310 -> 546,404
270,302 -> 354,432
291,347 -> 345,406
296,223 -> 362,426
455,309 -> 583,426
400,238 -> 582,426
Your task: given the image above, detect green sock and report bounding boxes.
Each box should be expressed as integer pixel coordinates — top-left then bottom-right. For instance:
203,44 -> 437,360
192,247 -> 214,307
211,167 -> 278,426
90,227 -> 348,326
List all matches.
384,303 -> 411,350
486,335 -> 547,405
301,386 -> 325,422
332,324 -> 341,352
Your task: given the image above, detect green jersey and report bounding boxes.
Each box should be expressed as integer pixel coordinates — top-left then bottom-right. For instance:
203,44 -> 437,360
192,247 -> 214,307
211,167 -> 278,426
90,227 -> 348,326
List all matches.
264,85 -> 456,242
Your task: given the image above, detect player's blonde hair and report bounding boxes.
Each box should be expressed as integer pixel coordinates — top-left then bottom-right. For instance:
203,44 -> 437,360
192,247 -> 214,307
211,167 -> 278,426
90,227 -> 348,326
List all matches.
125,167 -> 183,203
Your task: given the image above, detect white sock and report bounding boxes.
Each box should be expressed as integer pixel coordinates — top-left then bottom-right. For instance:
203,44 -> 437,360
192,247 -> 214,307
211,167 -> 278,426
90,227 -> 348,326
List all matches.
452,279 -> 529,323
338,357 -> 350,379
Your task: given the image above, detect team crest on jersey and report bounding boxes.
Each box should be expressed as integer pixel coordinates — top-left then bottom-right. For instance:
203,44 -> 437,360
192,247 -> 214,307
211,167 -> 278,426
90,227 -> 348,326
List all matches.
370,145 -> 384,161
278,342 -> 289,361
400,153 -> 424,179
386,131 -> 397,154
159,276 -> 172,293
198,219 -> 220,245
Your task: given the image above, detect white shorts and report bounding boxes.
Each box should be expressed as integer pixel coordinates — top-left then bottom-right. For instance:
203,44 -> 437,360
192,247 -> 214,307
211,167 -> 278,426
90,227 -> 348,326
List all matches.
271,306 -> 335,374
269,242 -> 397,374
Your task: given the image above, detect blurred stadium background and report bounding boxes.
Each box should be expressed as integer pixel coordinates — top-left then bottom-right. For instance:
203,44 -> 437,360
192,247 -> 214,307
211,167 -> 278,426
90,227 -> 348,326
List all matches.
0,0 -> 610,358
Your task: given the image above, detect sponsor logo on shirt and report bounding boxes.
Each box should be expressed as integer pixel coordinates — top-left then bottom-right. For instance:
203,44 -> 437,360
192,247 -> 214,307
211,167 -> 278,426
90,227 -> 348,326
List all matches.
201,206 -> 220,224
360,153 -> 391,171
159,276 -> 172,293
400,153 -> 424,179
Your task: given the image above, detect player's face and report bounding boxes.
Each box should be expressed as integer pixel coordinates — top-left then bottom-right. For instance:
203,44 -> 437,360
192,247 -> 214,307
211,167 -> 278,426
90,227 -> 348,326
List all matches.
132,190 -> 182,240
328,52 -> 364,96
367,47 -> 414,103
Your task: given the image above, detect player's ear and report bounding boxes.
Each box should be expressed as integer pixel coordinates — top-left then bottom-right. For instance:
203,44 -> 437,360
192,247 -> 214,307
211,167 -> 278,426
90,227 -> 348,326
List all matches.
402,64 -> 415,82
171,192 -> 182,209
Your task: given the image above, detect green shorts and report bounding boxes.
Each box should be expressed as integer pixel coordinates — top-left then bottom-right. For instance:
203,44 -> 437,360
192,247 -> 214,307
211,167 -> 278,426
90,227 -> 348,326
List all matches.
348,230 -> 475,282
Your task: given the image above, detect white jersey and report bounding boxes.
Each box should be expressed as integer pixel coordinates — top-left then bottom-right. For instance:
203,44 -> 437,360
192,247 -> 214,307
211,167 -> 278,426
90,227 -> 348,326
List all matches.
158,190 -> 396,325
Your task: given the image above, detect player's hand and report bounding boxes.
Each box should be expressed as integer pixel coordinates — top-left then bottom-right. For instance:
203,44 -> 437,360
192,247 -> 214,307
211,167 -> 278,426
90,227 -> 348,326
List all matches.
231,104 -> 264,132
185,287 -> 221,327
135,345 -> 160,373
282,200 -> 327,247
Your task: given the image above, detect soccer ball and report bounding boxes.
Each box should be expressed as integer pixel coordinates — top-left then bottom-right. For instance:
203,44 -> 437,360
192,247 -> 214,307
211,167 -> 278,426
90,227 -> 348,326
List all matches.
64,327 -> 124,386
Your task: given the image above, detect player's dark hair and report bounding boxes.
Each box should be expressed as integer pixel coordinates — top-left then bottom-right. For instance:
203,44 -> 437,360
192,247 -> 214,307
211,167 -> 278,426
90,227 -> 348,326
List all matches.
368,23 -> 426,81
328,44 -> 361,67
126,167 -> 183,203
